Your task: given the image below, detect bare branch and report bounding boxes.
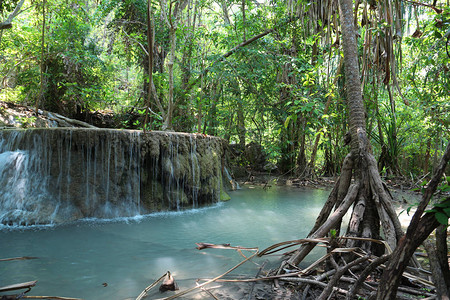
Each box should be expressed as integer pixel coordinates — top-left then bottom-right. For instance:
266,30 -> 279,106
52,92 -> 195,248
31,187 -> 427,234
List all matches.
0,0 -> 25,30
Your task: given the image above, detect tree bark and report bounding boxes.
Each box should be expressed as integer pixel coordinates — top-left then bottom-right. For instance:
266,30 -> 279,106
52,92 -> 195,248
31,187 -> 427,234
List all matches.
423,240 -> 450,300
435,224 -> 450,289
289,0 -> 404,268
35,0 -> 46,114
288,182 -> 359,265
375,143 -> 450,300
374,213 -> 440,300
143,0 -> 154,133
0,0 -> 25,31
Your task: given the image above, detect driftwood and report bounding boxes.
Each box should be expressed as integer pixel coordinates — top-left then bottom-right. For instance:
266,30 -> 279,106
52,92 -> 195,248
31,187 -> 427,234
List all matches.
22,297 -> 83,300
0,281 -> 82,300
134,236 -> 445,300
159,272 -> 178,293
38,111 -> 97,128
135,272 -> 170,300
0,257 -> 38,262
152,243 -> 259,300
0,281 -> 37,293
188,238 -> 439,299
0,264 -> 81,300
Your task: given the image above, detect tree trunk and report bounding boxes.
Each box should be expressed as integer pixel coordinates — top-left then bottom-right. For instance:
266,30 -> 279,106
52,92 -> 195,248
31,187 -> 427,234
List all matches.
163,26 -> 176,130
35,0 -> 46,114
308,59 -> 342,174
435,224 -> 450,289
237,95 -> 246,150
375,143 -> 450,300
143,0 -> 154,133
0,0 -> 25,32
288,0 -> 402,267
241,0 -> 246,41
423,138 -> 432,175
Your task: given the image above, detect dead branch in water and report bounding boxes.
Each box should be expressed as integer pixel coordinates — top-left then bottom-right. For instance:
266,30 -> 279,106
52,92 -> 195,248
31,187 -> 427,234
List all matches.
0,256 -> 38,262
153,243 -> 259,300
0,281 -> 37,293
135,272 -> 169,300
22,296 -> 83,300
190,238 -> 439,299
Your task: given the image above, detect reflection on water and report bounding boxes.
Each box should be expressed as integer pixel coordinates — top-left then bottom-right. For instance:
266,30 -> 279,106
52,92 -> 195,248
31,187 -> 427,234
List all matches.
0,186 -> 329,299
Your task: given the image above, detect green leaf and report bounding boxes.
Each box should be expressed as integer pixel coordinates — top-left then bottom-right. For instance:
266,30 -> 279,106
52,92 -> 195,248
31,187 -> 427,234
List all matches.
444,207 -> 450,216
435,212 -> 449,225
284,115 -> 291,128
406,206 -> 413,215
434,201 -> 450,208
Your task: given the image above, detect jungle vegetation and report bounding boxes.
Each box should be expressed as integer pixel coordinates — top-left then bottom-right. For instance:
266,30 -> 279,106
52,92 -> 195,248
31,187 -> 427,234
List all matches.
1,0 -> 448,179
1,0 -> 450,298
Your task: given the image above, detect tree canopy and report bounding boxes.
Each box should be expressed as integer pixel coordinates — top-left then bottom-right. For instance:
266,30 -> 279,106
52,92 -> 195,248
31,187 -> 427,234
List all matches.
0,0 -> 448,177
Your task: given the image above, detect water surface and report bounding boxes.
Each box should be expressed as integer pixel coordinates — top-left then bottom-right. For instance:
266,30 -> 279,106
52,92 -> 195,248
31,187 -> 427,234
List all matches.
0,186 -> 329,299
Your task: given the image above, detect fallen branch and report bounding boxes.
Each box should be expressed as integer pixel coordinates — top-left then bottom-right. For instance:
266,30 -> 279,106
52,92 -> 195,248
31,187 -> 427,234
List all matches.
346,254 -> 390,300
195,243 -> 257,251
247,260 -> 267,300
22,296 -> 83,300
258,238 -> 329,256
0,256 -> 38,262
195,282 -> 220,300
135,272 -> 168,300
40,111 -> 97,128
278,277 -> 350,296
157,244 -> 259,300
288,181 -> 360,266
0,281 -> 37,293
318,255 -> 371,300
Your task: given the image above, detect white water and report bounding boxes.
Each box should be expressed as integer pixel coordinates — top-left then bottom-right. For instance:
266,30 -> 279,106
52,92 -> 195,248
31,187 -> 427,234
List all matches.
0,129 -> 143,224
0,186 -> 329,300
0,129 -> 225,225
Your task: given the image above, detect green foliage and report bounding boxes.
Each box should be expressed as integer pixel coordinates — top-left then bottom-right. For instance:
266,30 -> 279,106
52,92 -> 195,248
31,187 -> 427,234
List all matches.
427,197 -> 450,226
0,0 -> 19,14
0,0 -> 447,176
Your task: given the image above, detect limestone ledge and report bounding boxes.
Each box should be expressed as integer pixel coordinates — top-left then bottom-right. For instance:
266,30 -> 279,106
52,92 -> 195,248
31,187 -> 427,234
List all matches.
0,128 -> 231,225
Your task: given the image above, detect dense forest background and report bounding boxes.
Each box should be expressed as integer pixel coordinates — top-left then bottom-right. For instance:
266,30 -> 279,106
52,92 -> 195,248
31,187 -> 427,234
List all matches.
1,0 -> 449,178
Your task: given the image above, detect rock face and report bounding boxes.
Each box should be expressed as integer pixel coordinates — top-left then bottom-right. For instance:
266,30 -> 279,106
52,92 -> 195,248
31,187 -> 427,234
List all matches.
0,128 -> 227,225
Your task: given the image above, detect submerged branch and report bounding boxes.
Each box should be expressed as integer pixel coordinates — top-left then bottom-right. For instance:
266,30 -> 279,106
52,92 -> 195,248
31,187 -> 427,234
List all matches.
0,256 -> 38,262
135,272 -> 168,300
22,296 -> 83,300
156,243 -> 259,300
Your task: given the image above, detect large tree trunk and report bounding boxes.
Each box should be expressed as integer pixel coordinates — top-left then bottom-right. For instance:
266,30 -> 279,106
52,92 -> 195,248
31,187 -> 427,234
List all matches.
288,0 -> 402,267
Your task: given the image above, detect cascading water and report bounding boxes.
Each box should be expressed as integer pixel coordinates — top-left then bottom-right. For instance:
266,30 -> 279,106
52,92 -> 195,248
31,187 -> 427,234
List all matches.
190,135 -> 200,207
0,128 -> 227,226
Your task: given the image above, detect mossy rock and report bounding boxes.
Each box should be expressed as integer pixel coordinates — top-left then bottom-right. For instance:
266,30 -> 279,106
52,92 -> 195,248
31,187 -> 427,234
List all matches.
220,189 -> 231,201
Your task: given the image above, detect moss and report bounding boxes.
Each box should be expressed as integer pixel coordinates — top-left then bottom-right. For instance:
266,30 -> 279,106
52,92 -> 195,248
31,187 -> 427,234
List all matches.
220,189 -> 231,201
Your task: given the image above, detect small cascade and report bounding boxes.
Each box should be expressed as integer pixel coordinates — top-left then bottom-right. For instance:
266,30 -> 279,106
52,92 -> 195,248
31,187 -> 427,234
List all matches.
0,128 -> 228,225
224,167 -> 240,190
0,129 -> 142,225
190,135 -> 200,207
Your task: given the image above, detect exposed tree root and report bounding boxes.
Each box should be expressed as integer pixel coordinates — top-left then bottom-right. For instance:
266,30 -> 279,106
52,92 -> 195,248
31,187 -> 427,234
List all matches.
164,238 -> 440,299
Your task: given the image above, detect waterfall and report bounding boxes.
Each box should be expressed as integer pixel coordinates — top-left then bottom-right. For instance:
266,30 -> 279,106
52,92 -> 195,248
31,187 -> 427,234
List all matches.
0,129 -> 142,225
0,129 -> 227,225
224,167 -> 240,190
